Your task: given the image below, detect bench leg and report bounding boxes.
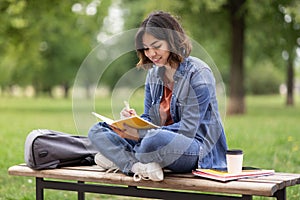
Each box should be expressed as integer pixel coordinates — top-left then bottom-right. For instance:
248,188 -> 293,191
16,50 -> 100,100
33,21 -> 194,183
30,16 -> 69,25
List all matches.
274,188 -> 286,200
36,178 -> 44,200
78,181 -> 85,200
36,178 -> 85,200
241,195 -> 252,200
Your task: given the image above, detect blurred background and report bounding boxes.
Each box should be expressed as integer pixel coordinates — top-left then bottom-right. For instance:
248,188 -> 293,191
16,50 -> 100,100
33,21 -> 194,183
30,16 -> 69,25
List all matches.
1,0 -> 299,115
1,1 -> 300,199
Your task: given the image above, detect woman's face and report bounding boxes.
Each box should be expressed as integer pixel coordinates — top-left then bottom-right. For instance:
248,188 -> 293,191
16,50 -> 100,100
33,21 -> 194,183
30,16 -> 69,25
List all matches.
142,33 -> 170,67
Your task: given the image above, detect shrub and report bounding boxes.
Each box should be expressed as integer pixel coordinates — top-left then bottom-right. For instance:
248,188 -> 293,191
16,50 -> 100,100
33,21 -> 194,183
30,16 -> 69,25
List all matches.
246,61 -> 283,95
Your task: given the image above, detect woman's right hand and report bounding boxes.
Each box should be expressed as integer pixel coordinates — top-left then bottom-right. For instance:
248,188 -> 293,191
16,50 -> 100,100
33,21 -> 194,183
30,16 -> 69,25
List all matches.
120,107 -> 137,119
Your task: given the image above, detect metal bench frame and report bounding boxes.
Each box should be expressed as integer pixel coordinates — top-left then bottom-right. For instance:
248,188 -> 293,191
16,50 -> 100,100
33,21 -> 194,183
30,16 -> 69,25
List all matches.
36,177 -> 257,200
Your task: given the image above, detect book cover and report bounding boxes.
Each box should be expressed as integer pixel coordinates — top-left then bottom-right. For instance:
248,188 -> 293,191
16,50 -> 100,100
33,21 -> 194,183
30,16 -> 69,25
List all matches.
192,168 -> 275,182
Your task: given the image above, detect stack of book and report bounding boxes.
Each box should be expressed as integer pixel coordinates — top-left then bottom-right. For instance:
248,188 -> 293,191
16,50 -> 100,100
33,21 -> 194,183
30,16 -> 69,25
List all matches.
193,167 -> 275,182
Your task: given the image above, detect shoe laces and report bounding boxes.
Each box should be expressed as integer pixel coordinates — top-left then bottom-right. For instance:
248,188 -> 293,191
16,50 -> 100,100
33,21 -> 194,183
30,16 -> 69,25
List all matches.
105,167 -> 119,174
133,165 -> 151,181
133,172 -> 150,181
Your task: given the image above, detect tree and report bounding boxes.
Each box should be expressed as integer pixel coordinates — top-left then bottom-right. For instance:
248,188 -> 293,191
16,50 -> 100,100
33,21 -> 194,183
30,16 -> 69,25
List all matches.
245,1 -> 300,106
226,0 -> 246,114
279,2 -> 300,105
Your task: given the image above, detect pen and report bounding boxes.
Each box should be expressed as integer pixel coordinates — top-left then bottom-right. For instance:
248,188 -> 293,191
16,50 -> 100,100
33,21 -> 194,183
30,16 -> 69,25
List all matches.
124,101 -> 134,116
124,101 -> 130,110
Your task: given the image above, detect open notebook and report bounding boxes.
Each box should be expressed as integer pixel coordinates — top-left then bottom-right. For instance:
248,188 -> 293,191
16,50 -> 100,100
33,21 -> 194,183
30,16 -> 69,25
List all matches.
92,112 -> 159,141
92,112 -> 159,130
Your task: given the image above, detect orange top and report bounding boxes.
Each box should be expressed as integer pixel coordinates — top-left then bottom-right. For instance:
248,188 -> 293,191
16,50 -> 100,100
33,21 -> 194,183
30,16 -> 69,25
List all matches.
159,85 -> 174,126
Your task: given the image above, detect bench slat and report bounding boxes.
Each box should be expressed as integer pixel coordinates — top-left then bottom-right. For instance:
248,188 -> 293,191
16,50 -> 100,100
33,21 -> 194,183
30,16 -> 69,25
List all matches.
8,165 -> 282,197
238,173 -> 300,190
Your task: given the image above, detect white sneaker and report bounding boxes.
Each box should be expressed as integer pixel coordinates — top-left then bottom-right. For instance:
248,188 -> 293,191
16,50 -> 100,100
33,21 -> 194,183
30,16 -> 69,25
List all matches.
132,162 -> 164,182
94,152 -> 119,173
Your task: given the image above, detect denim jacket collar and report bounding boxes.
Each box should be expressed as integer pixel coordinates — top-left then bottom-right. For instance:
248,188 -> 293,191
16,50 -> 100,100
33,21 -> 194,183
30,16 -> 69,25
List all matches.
155,57 -> 188,81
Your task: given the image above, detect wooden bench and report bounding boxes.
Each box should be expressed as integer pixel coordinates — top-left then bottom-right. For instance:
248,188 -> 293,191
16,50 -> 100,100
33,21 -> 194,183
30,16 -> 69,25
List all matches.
8,164 -> 300,200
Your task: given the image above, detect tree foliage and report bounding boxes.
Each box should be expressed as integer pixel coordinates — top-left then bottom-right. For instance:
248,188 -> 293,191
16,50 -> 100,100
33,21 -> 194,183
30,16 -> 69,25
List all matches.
0,0 -> 111,96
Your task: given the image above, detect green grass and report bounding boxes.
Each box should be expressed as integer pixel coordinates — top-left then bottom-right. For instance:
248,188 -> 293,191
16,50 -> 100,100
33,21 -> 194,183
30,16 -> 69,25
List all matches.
1,95 -> 300,199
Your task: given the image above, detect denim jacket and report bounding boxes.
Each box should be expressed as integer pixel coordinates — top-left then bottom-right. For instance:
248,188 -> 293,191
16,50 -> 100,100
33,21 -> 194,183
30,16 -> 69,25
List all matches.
140,56 -> 227,169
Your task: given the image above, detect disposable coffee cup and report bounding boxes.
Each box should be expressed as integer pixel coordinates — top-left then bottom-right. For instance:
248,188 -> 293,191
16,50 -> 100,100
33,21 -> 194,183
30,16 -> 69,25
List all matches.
226,149 -> 243,174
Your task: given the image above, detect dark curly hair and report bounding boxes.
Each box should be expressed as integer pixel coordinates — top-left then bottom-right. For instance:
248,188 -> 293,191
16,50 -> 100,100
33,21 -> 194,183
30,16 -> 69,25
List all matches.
135,11 -> 192,69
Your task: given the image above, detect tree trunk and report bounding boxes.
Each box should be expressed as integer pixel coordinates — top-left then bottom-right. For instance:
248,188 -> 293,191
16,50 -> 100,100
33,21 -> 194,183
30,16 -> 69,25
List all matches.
63,83 -> 70,99
286,56 -> 294,105
227,0 -> 246,115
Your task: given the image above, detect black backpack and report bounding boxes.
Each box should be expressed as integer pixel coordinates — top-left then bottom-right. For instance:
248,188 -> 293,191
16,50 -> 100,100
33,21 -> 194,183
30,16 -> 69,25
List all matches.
24,129 -> 98,170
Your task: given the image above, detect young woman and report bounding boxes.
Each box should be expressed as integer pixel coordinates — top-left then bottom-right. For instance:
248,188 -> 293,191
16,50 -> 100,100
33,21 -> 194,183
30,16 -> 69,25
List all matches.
88,11 -> 227,182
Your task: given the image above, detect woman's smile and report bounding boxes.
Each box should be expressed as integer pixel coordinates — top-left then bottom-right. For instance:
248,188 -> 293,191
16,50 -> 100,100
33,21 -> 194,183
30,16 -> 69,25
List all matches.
142,33 -> 170,67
